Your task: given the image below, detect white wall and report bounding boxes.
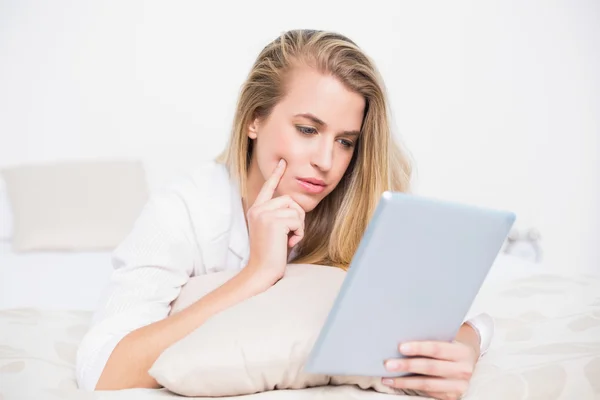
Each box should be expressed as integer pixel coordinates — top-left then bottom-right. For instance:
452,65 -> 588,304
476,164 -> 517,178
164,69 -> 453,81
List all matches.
1,0 -> 598,272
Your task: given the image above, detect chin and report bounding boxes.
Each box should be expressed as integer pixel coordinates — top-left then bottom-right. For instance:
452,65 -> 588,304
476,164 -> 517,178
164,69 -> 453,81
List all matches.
288,192 -> 321,213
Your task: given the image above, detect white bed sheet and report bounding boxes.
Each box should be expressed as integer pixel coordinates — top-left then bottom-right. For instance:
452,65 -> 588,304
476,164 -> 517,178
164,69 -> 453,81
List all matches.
0,242 -> 114,311
2,255 -> 600,399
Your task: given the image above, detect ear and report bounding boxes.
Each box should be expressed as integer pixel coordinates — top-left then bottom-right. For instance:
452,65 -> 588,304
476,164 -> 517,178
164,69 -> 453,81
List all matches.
248,117 -> 259,139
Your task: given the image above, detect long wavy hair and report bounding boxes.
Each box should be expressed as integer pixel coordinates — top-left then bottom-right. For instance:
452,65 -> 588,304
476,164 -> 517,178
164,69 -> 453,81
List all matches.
217,29 -> 413,269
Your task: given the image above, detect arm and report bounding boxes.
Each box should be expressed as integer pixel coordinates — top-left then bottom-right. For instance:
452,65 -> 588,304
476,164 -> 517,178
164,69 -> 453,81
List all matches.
76,177 -> 255,391
77,161 -> 303,391
95,266 -> 265,390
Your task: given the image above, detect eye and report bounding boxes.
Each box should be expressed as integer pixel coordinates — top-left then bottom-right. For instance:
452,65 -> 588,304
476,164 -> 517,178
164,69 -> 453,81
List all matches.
338,139 -> 355,148
296,125 -> 317,135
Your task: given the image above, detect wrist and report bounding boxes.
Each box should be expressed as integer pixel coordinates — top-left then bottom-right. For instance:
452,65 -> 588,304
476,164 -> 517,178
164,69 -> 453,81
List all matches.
192,267 -> 269,317
456,322 -> 481,361
234,265 -> 273,296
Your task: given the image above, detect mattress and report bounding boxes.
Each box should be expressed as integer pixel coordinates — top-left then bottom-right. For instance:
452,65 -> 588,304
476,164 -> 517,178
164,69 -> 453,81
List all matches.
0,242 -> 114,311
1,255 -> 599,399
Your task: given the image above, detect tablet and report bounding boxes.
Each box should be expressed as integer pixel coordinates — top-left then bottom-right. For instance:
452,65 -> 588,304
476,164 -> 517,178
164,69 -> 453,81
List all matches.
304,191 -> 515,378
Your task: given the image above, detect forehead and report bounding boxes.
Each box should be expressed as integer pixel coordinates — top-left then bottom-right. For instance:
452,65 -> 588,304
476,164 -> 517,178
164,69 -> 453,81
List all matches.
275,66 -> 365,131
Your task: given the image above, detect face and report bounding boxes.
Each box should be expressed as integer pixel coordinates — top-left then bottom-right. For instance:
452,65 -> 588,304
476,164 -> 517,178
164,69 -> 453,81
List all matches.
248,66 -> 365,212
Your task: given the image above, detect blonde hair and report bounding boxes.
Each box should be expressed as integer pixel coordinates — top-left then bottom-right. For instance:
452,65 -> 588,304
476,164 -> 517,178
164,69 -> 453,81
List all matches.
217,29 -> 413,269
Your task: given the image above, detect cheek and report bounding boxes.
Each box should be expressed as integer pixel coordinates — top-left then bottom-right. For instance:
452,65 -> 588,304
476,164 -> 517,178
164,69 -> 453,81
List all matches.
260,129 -> 306,169
325,151 -> 354,191
254,127 -> 297,181
335,150 -> 354,175
275,130 -> 307,163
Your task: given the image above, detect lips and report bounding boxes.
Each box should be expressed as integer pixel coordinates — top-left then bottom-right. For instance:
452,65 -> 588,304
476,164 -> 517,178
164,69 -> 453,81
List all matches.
298,177 -> 326,186
296,177 -> 327,194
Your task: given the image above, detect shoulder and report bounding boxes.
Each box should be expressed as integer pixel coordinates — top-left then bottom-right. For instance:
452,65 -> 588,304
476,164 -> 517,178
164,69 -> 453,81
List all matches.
187,160 -> 232,188
165,160 -> 231,193
155,160 -> 239,240
156,160 -> 234,206
111,160 -> 238,271
129,160 -> 236,239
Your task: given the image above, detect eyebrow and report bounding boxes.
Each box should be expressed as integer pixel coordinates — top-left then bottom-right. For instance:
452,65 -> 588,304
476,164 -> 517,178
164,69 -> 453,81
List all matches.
294,113 -> 361,137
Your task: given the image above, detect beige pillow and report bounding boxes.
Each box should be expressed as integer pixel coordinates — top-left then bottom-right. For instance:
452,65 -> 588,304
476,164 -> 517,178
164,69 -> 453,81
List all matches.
150,264 -> 408,397
1,159 -> 148,252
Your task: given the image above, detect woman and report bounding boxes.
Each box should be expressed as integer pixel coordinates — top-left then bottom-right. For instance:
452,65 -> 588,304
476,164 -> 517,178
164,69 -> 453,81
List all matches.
76,29 -> 492,399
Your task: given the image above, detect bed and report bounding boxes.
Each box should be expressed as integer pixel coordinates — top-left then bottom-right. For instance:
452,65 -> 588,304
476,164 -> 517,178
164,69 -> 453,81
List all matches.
1,240 -> 599,400
0,242 -> 114,311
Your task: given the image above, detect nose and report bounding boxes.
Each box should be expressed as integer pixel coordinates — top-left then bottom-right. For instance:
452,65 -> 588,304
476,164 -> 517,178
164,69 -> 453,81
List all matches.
310,136 -> 334,172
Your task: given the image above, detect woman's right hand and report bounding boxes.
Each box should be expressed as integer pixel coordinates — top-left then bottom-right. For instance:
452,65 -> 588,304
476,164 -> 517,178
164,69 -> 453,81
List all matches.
243,159 -> 305,292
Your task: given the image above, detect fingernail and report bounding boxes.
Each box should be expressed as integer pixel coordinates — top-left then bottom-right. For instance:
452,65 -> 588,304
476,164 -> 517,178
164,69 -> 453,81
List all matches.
400,343 -> 412,354
278,159 -> 285,167
382,378 -> 394,386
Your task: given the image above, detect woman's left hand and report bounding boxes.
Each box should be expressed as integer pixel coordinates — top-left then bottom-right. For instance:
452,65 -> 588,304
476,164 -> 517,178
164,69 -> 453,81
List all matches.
381,324 -> 480,400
